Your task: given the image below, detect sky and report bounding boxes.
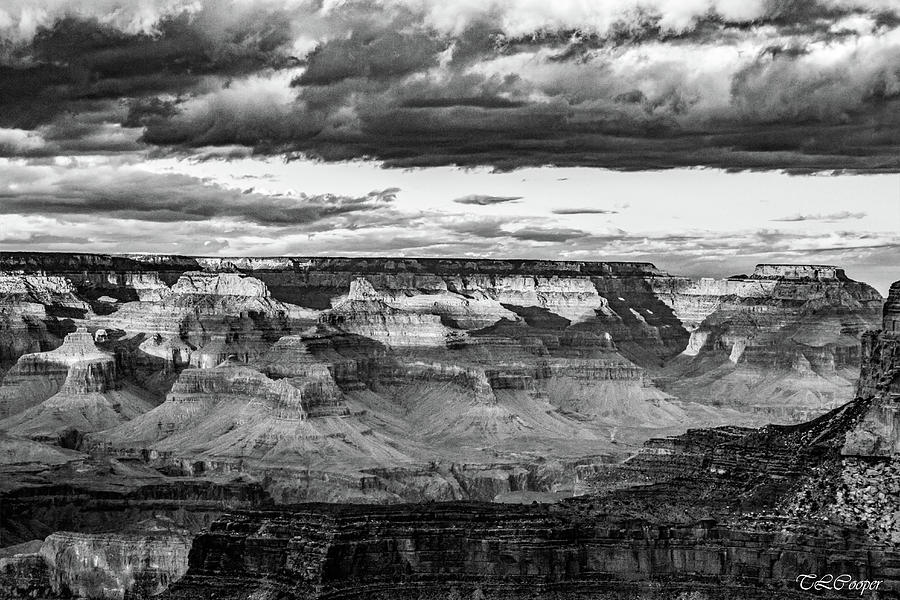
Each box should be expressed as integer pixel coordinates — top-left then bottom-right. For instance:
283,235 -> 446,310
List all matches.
0,0 -> 898,293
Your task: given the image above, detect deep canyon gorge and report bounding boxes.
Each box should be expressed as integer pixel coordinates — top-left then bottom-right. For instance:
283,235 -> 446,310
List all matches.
0,253 -> 895,599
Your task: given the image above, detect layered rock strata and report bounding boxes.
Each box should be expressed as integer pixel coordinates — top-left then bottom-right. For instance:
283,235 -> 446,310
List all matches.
320,278 -> 461,348
0,327 -> 118,420
0,273 -> 90,365
159,287 -> 900,600
1,531 -> 191,600
99,271 -> 302,369
653,265 -> 882,420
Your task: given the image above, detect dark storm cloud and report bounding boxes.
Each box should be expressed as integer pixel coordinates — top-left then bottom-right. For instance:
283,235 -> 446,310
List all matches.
453,194 -> 523,205
0,166 -> 398,226
0,6 -> 297,130
295,30 -> 444,86
1,1 -> 900,170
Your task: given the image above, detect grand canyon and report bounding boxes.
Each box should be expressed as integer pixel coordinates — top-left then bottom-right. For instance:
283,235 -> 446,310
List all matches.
0,253 -> 896,599
2,0 -> 898,596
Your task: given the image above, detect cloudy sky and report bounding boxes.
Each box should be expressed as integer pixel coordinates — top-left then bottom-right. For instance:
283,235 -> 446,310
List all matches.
0,0 -> 898,292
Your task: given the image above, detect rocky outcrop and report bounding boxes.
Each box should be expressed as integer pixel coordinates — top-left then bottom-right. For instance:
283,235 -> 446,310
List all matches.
749,264 -> 849,281
0,531 -> 191,600
885,281 -> 900,333
841,307 -> 899,458
256,336 -> 348,417
92,366 -> 307,449
321,278 -> 461,348
0,328 -> 153,445
99,272 -> 302,370
0,327 -> 118,419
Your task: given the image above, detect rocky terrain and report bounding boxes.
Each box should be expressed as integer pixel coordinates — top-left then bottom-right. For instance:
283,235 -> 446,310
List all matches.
151,279 -> 900,599
0,253 -> 890,599
650,265 -> 883,421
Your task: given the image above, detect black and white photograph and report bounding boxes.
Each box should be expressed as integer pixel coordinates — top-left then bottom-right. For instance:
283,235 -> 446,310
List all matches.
0,1 -> 898,598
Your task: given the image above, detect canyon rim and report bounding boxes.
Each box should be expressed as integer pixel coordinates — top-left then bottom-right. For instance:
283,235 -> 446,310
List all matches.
0,1 -> 899,599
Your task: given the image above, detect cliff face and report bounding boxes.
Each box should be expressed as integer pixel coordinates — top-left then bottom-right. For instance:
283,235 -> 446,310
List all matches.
0,272 -> 90,365
161,506 -> 895,600
1,328 -> 115,418
841,286 -> 900,457
0,531 -> 191,600
97,271 -> 301,370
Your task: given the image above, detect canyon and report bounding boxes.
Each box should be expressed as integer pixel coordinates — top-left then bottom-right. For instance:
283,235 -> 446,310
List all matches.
139,278 -> 900,599
0,253 -> 891,599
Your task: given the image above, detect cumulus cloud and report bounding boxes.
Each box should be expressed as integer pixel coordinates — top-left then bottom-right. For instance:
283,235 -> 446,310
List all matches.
453,194 -> 522,205
0,128 -> 49,155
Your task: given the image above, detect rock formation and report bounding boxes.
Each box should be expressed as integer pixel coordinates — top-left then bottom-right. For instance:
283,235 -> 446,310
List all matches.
0,327 -> 117,417
1,530 -> 191,600
98,271 -> 307,370
0,253 -> 880,505
320,278 -> 461,348
0,273 -> 90,365
0,328 -> 156,442
652,264 -> 882,421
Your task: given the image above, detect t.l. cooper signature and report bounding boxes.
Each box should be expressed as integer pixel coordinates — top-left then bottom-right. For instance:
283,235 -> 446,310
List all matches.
797,574 -> 884,595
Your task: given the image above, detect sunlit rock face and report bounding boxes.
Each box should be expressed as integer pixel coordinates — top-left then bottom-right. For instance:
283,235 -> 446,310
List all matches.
0,273 -> 91,365
99,271 -> 302,370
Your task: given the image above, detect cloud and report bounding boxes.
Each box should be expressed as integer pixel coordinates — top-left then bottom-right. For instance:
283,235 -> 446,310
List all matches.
772,211 -> 868,221
508,227 -> 590,242
0,160 -> 398,226
0,1 -> 896,170
552,207 -> 619,215
453,194 -> 523,205
0,128 -> 49,156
